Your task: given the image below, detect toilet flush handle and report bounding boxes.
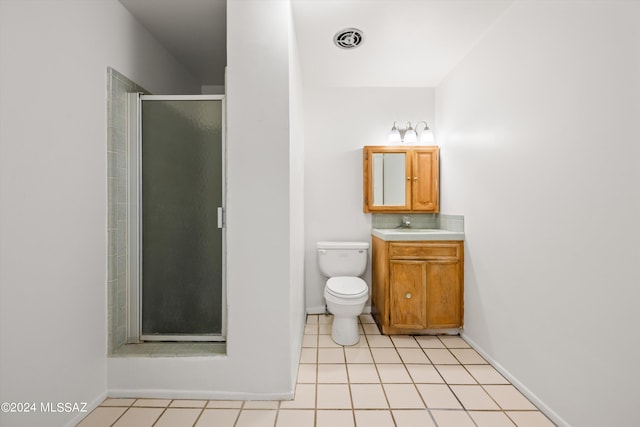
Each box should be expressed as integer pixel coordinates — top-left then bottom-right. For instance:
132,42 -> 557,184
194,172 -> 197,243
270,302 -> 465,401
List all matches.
318,250 -> 327,255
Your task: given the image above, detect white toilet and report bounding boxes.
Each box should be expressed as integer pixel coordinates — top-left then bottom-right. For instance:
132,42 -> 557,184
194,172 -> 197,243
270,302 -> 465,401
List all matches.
317,241 -> 369,346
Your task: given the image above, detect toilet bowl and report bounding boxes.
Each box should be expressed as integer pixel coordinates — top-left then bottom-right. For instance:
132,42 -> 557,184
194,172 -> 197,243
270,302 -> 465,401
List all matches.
317,241 -> 370,346
324,276 -> 368,345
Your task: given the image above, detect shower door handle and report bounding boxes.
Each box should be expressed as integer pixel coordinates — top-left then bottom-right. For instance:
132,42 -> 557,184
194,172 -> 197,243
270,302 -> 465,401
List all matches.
217,207 -> 223,229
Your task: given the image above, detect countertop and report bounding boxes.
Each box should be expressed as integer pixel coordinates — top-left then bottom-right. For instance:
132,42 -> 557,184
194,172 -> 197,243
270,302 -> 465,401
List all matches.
372,228 -> 465,241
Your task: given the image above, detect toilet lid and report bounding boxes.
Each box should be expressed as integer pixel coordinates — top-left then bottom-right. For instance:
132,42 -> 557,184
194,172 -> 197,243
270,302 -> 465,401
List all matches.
326,277 -> 368,298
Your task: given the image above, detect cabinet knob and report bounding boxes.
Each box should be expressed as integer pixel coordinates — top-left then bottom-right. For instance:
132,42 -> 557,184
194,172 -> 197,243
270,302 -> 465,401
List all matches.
405,292 -> 412,299
407,176 -> 411,181
413,176 -> 418,181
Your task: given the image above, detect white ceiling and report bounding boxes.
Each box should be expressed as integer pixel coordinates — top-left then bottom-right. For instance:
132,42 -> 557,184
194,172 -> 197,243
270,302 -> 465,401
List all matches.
118,0 -> 513,88
292,0 -> 514,87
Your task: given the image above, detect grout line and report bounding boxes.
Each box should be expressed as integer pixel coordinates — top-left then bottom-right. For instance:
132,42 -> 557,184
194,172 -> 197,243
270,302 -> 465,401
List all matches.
231,403 -> 242,427
190,407 -> 206,427
393,334 -> 429,425
354,316 -> 371,425
149,405 -> 167,427
349,317 -> 357,425
101,398 -> 138,427
108,406 -> 129,427
430,338 -> 474,417
272,402 -> 280,427
362,319 -> 396,425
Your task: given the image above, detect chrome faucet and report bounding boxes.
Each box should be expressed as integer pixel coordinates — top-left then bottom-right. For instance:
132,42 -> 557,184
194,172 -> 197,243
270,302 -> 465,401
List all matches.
398,216 -> 411,229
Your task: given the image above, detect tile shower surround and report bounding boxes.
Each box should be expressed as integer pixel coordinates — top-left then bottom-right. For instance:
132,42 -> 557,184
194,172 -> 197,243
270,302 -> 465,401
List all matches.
78,314 -> 555,427
107,67 -> 146,352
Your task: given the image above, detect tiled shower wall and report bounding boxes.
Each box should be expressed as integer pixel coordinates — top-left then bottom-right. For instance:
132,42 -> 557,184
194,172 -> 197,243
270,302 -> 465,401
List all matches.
107,67 -> 146,353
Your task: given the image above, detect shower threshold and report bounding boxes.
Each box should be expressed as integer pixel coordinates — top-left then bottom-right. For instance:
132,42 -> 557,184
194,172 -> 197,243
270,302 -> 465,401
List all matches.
140,334 -> 225,342
111,342 -> 226,358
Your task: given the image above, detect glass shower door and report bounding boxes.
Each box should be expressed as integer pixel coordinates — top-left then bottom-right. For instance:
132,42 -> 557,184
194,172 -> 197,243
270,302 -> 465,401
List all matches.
139,95 -> 224,341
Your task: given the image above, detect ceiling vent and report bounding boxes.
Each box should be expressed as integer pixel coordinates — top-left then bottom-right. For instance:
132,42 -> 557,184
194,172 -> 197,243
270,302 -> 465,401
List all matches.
333,28 -> 364,49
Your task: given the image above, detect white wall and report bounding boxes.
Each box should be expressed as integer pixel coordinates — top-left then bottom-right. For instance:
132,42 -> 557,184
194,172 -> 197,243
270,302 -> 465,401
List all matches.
0,1 -> 199,426
288,4 -> 306,382
436,2 -> 640,426
107,0 -> 302,399
303,87 -> 435,312
225,0 -> 297,394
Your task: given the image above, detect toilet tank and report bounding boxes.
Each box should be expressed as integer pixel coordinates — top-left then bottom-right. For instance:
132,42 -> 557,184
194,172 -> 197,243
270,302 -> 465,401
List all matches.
317,241 -> 369,277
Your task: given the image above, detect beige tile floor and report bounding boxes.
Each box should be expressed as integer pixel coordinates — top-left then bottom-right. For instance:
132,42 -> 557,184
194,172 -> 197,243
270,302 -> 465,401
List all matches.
77,314 -> 555,427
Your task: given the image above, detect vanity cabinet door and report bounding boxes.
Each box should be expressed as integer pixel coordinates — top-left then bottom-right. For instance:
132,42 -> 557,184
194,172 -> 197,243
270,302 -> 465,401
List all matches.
425,260 -> 462,328
389,259 -> 461,330
412,148 -> 439,212
363,147 -> 411,212
389,260 -> 428,329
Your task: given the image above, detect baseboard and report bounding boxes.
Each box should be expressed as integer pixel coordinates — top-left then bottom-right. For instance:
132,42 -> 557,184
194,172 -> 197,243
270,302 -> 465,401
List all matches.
306,305 -> 327,315
107,388 -> 294,401
306,305 -> 372,315
460,333 -> 570,427
63,390 -> 107,427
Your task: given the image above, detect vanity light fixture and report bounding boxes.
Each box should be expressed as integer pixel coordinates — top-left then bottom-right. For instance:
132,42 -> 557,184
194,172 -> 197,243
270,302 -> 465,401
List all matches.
403,122 -> 418,144
416,121 -> 435,144
388,122 -> 402,143
388,121 -> 434,144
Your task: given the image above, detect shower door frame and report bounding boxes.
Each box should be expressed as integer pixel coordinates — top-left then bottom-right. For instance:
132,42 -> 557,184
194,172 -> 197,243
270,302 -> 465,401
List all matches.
127,93 -> 227,343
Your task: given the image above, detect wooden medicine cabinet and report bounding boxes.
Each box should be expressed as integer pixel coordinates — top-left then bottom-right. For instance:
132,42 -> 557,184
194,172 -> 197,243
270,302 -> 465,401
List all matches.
363,146 -> 439,213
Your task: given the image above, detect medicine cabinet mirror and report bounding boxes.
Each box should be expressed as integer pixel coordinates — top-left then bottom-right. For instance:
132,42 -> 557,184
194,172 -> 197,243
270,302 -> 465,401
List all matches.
363,146 -> 439,213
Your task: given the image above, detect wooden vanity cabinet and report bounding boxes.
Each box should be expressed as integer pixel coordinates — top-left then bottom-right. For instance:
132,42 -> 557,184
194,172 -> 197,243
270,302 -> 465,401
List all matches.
372,236 -> 463,334
363,146 -> 439,213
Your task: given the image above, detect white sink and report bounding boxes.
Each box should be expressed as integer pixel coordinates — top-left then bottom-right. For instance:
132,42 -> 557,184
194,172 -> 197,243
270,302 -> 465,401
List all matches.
372,228 -> 464,241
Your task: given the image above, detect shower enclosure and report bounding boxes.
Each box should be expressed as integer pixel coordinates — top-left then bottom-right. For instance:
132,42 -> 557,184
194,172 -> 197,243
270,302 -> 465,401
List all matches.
127,94 -> 225,342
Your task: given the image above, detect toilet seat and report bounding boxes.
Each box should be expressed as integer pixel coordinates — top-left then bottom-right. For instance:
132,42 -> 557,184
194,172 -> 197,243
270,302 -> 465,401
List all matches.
326,277 -> 368,299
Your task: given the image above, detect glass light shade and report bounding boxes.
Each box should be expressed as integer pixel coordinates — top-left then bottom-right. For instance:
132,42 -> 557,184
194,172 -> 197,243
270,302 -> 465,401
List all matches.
404,128 -> 417,144
388,126 -> 401,144
419,129 -> 434,144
